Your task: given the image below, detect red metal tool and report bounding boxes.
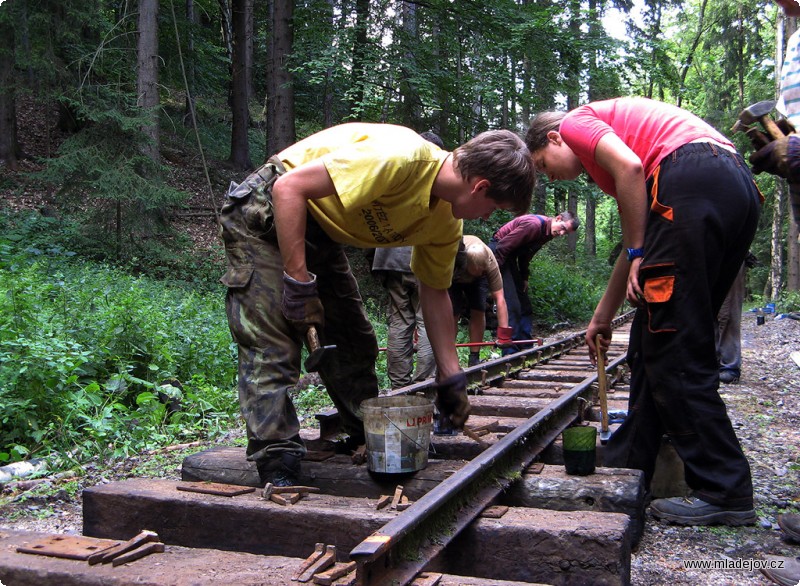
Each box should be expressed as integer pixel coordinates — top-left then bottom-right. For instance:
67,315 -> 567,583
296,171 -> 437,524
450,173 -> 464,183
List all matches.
378,339 -> 542,352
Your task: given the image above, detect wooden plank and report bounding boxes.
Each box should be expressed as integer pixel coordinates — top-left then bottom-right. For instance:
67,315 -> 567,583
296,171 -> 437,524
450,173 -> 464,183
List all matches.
180,446 -> 467,499
465,395 -> 553,418
82,479 -> 632,585
2,529 -> 546,586
500,464 -> 646,546
441,507 -> 631,585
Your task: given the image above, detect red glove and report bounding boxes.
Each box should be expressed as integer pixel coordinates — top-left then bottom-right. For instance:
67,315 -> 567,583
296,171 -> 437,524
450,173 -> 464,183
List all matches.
496,326 -> 513,346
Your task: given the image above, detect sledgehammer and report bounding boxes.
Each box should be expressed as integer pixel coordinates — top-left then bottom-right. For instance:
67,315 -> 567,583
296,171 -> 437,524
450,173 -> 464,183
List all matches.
304,325 -> 336,373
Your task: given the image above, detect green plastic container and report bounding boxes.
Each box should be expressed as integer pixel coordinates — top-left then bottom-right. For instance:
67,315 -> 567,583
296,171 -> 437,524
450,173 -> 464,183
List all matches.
562,425 -> 597,476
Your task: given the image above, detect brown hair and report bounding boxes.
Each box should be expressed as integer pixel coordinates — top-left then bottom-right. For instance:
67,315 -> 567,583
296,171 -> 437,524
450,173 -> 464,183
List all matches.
525,111 -> 567,153
557,210 -> 580,231
452,130 -> 535,215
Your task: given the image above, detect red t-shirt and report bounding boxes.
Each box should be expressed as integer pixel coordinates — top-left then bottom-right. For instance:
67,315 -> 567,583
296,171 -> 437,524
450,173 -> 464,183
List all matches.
560,97 -> 734,198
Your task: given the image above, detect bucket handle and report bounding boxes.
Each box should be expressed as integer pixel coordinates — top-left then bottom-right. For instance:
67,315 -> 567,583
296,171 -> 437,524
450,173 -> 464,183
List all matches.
382,412 -> 434,453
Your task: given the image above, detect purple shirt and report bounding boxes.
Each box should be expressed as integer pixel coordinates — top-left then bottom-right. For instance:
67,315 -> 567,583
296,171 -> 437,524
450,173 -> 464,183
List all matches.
492,215 -> 553,280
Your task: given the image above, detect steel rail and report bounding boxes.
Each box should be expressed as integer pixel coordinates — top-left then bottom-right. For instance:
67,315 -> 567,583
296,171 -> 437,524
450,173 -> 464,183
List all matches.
350,331 -> 632,585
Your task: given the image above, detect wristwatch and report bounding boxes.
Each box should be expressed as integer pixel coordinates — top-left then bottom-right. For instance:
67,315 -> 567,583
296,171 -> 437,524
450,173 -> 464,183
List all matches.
626,247 -> 645,262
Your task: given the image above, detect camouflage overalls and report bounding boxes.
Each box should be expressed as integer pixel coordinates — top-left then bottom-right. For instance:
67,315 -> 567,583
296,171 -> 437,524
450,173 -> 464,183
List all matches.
219,158 -> 379,477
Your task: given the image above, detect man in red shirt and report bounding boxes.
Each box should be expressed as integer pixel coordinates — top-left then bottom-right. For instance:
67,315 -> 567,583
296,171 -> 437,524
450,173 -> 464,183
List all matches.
490,213 -> 578,353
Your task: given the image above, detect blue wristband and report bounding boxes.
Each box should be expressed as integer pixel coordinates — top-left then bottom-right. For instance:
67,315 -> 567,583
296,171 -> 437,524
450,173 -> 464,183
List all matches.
626,248 -> 644,262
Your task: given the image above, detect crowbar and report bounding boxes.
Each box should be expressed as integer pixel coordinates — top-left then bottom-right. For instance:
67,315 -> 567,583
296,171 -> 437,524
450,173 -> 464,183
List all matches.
378,338 -> 543,352
595,334 -> 611,444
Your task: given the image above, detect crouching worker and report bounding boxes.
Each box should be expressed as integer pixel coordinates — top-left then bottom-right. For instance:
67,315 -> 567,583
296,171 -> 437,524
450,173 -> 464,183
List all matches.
220,123 -> 535,488
449,235 -> 512,367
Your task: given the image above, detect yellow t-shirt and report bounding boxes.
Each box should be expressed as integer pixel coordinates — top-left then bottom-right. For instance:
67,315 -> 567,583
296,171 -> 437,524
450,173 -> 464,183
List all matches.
277,123 -> 462,290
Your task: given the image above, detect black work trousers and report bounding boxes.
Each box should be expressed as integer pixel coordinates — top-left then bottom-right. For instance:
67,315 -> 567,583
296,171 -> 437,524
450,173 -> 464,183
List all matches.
604,143 -> 761,508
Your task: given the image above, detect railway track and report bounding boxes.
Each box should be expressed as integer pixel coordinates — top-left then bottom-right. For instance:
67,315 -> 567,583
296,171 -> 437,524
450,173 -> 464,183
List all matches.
4,311 -> 642,586
350,310 -> 635,585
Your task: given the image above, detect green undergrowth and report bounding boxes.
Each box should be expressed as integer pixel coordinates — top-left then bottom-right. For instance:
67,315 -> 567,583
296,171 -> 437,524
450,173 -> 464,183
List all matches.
0,239 -> 240,470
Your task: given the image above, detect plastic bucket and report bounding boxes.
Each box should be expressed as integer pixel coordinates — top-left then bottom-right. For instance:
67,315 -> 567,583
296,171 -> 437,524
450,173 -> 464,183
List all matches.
362,395 -> 434,474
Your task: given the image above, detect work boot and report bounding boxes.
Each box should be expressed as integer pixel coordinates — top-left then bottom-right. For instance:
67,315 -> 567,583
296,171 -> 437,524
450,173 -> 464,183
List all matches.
719,369 -> 740,384
649,496 -> 756,526
257,453 -> 301,488
778,513 -> 800,542
760,555 -> 800,586
467,352 -> 481,367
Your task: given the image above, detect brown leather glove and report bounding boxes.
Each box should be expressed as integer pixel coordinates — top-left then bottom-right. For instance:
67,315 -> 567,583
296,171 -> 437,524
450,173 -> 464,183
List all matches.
281,272 -> 324,334
749,134 -> 800,181
434,372 -> 470,429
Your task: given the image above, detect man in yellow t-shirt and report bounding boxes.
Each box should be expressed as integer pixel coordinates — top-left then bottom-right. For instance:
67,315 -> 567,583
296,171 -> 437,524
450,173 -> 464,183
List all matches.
220,123 -> 535,487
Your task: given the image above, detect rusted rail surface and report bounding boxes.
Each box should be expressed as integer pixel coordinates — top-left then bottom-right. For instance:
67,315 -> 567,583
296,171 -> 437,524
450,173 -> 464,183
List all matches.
351,311 -> 634,586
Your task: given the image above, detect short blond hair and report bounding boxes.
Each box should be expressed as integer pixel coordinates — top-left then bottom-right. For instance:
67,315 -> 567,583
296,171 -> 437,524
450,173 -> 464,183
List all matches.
465,241 -> 489,276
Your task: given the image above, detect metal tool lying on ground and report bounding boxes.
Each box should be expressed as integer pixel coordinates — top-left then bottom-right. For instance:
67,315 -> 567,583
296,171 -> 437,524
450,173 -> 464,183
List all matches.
595,334 -> 611,444
262,482 -> 320,505
17,530 -> 165,567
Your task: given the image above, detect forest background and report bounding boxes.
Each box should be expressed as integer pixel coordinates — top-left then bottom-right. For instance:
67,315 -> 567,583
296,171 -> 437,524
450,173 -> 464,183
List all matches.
1,0 -> 799,473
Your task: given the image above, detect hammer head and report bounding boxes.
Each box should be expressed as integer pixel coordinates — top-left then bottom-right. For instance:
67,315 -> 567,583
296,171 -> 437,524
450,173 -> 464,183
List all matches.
739,100 -> 777,125
304,344 -> 336,373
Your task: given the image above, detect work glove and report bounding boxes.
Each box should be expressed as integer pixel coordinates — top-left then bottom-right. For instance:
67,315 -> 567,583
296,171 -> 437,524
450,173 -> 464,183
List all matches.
496,326 -> 513,346
281,272 -> 324,334
749,134 -> 800,182
434,371 -> 470,430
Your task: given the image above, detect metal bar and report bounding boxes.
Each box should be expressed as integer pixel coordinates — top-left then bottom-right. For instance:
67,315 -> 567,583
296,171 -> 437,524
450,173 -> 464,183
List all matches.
378,338 -> 543,352
351,352 -> 629,585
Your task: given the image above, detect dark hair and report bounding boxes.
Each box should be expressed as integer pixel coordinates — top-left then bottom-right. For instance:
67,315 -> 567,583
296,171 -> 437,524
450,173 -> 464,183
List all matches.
525,111 -> 567,153
419,131 -> 445,149
557,210 -> 580,231
453,130 -> 535,215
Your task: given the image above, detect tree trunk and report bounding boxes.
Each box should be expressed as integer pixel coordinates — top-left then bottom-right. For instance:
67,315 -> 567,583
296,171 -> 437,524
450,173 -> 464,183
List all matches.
0,7 -> 20,170
137,0 -> 160,163
245,0 -> 254,103
584,196 -> 596,257
788,218 -> 799,291
787,16 -> 800,292
675,0 -> 707,108
398,0 -> 419,126
229,0 -> 252,170
266,0 -> 295,156
767,183 -> 785,301
183,0 -> 197,127
349,0 -> 369,119
218,0 -> 233,63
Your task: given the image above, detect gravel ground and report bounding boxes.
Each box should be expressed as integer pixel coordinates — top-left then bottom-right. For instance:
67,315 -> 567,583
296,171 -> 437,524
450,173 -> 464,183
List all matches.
631,313 -> 800,585
0,312 -> 798,586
